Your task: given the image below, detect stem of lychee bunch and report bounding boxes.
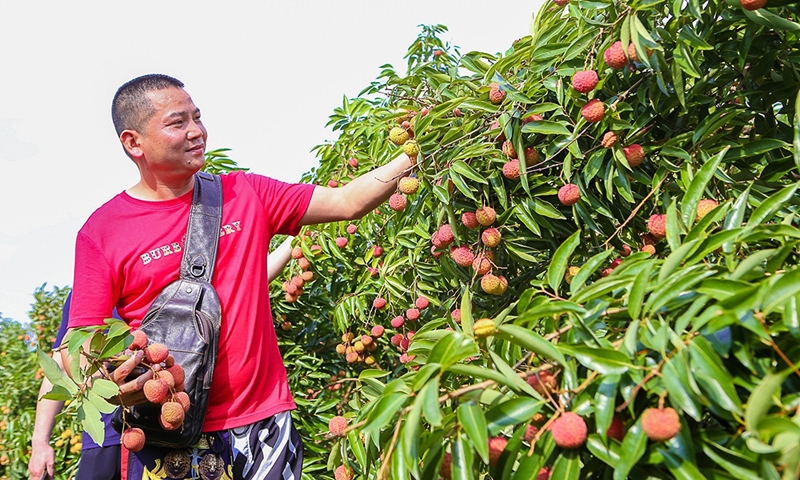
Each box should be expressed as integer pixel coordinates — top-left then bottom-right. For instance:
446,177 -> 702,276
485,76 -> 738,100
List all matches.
755,311 -> 800,380
602,175 -> 669,248
377,417 -> 404,480
527,410 -> 562,457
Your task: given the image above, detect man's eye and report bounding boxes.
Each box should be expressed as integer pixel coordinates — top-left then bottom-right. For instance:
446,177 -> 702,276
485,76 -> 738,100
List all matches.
172,120 -> 183,126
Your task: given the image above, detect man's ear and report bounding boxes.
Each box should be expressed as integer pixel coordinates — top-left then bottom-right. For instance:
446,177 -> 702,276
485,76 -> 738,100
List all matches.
120,130 -> 144,159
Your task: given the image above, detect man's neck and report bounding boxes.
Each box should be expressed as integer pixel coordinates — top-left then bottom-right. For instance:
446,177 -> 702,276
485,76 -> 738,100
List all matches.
127,175 -> 196,201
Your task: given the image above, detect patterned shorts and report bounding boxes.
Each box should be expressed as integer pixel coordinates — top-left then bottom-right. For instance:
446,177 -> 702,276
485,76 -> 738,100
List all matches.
123,412 -> 303,480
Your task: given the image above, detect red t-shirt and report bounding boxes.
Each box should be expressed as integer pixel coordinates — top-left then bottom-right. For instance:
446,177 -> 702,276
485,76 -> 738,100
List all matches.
69,171 -> 315,431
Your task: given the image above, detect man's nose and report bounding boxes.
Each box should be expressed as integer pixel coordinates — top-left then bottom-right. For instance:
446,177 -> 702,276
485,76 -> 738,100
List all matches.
187,120 -> 204,139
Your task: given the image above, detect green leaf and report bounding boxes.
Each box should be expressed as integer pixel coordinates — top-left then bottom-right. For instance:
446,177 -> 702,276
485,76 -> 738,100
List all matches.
452,431 -> 475,480
496,324 -> 567,365
79,399 -> 105,446
447,364 -> 524,391
461,288 -> 474,336
682,146 -> 727,228
485,397 -> 542,435
547,230 -> 582,294
427,331 -> 479,368
558,345 -> 633,375
37,349 -> 77,395
90,378 -> 120,399
451,160 -> 488,184
348,429 -> 368,473
41,385 -> 73,401
521,120 -> 572,136
745,371 -> 791,434
747,183 -> 799,227
488,351 -> 542,398
659,239 -> 700,283
662,448 -> 709,480
688,337 -> 743,415
762,267 -> 800,314
364,393 -> 408,435
570,249 -> 615,294
551,449 -> 581,480
419,376 -> 443,427
458,402 -> 489,464
613,419 -> 648,480
795,89 -> 800,173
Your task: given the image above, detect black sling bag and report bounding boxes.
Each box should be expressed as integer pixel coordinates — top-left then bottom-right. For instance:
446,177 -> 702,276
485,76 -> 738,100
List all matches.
112,171 -> 223,448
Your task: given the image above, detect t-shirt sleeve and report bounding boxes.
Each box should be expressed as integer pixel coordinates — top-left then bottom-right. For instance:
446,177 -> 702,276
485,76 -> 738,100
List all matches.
68,231 -> 118,328
244,174 -> 316,237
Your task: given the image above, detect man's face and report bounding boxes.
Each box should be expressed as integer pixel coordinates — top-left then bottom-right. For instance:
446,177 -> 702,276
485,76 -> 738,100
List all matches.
137,87 -> 207,177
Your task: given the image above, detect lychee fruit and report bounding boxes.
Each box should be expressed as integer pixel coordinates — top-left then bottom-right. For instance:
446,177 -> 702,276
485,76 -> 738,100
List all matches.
388,193 -> 407,211
604,41 -> 628,69
522,113 -> 543,123
537,466 -> 552,480
553,0 -> 569,6
740,0 -> 766,9
601,131 -> 618,148
174,391 -> 191,412
437,224 -> 455,246
335,237 -> 348,248
144,343 -> 169,364
527,370 -> 558,396
345,351 -> 359,363
390,333 -> 403,346
572,70 -> 599,93
302,271 -> 315,282
647,214 -> 667,239
481,228 -> 502,247
627,43 -> 640,63
346,224 -> 357,234
327,179 -> 339,188
390,316 -> 405,328
473,318 -> 497,338
450,246 -> 475,267
373,297 -> 387,310
565,265 -> 580,285
415,296 -> 429,309
558,184 -> 581,206
462,211 -> 479,229
298,257 -> 311,270
403,140 -> 420,157
607,415 -> 626,441
451,309 -> 461,323
501,140 -> 517,159
440,452 -> 452,479
121,427 -> 145,452
581,99 -> 605,123
550,412 -> 587,449
348,157 -> 359,168
641,244 -> 656,255
641,407 -> 681,442
524,424 -> 539,443
143,378 -> 169,404
489,85 -> 506,104
619,244 -> 632,257
623,144 -> 644,167
696,199 -> 719,221
476,206 -> 497,226
372,245 -> 383,256
328,415 -> 348,436
480,273 -> 502,295
453,108 -> 463,117
161,401 -> 185,425
371,325 -> 385,337
389,126 -> 409,145
488,436 -> 508,465
334,465 -> 352,480
473,254 -> 493,275
398,176 -> 420,195
406,308 -> 421,321
129,329 -> 148,351
157,370 -> 175,389
502,159 -> 521,180
525,147 -> 539,164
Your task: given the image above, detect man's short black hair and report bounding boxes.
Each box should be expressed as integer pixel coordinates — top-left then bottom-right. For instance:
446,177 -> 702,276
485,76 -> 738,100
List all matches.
111,74 -> 185,136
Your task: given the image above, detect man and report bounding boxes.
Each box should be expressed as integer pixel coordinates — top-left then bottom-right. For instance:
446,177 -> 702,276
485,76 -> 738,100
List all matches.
29,237 -> 296,480
66,74 -> 413,478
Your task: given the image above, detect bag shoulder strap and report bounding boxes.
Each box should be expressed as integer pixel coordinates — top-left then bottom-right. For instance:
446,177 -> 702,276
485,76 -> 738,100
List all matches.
180,172 -> 222,283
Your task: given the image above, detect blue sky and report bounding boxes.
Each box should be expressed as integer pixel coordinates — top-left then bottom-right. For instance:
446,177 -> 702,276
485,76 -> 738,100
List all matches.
0,1 -> 543,324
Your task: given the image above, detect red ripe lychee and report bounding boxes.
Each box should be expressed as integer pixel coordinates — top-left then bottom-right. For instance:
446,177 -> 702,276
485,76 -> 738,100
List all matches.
489,119 -> 506,142
537,466 -> 552,480
285,284 -> 298,296
372,245 -> 383,257
619,244 -> 632,257
627,43 -> 640,63
161,401 -> 185,425
451,309 -> 462,323
524,424 -> 539,443
623,144 -> 644,167
450,246 -> 475,267
415,296 -> 429,310
167,364 -> 185,386
501,140 -> 517,159
641,407 -> 681,442
525,147 -> 539,164
406,308 -> 420,321
164,355 -> 175,367
481,228 -> 502,248
522,113 -> 543,124
572,70 -> 599,93
431,231 -> 444,248
291,246 -> 304,259
502,159 -> 521,180
373,297 -> 387,310
553,0 -> 569,6
406,331 -> 416,340
346,224 -> 357,234
488,436 -> 508,465
345,351 -> 359,363
453,108 -> 463,117
302,271 -> 315,282
129,329 -> 148,350
550,412 -> 587,449
291,276 -> 305,288
144,343 -> 169,364
604,41 -> 628,69
399,352 -> 414,364
144,378 -> 169,404
489,85 -> 506,104
334,465 -> 352,480
740,0 -> 767,10
122,427 -> 145,452
327,179 -> 339,188
388,193 -> 407,211
157,370 -> 175,389
647,214 -> 667,239
601,267 -> 614,277
696,199 -> 719,221
601,131 -> 618,148
348,157 -> 359,168
527,370 -> 558,396
398,176 -> 420,195
558,184 -> 581,206
174,391 -> 191,412
476,206 -> 497,226
328,415 -> 348,436
437,224 -> 455,246
462,211 -> 479,229
641,244 -> 656,255
390,333 -> 403,346
370,325 -> 385,337
335,237 -> 348,248
610,257 -> 623,269
607,415 -> 626,441
433,49 -> 443,57
297,257 -> 311,270
473,254 -> 493,275
390,316 -> 405,328
581,99 -> 605,123
440,452 -> 452,479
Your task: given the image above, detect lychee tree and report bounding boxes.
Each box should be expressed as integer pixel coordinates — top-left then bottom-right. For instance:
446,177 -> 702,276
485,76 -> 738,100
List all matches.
273,1 -> 800,478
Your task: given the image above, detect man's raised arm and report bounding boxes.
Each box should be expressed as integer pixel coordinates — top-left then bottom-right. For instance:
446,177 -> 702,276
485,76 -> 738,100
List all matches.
299,154 -> 414,225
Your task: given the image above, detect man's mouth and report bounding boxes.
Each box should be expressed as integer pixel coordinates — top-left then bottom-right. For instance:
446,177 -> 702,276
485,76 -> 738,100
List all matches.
187,144 -> 205,153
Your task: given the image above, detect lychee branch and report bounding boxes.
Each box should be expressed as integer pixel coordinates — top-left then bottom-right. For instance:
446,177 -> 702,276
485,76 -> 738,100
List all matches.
603,174 -> 669,248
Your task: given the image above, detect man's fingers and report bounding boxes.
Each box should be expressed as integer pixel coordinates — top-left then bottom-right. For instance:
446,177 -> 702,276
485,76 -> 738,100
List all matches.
118,368 -> 154,396
111,350 -> 144,383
